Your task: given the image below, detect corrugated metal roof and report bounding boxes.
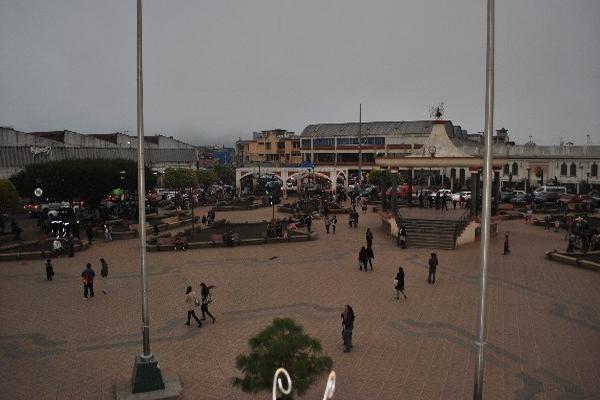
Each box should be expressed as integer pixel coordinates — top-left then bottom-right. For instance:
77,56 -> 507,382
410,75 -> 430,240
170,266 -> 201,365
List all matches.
300,120 -> 435,138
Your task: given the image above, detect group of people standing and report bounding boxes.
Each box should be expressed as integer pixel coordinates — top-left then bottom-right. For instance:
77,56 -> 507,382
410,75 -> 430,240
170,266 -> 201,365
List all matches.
185,283 -> 216,327
358,228 -> 375,271
80,259 -> 110,298
44,258 -> 110,298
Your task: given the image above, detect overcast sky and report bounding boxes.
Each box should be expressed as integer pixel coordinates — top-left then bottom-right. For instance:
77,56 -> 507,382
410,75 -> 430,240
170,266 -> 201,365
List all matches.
1,1 -> 599,146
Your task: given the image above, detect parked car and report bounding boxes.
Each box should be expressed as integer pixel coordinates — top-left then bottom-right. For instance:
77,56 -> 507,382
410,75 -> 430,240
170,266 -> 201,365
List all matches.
23,201 -> 41,217
557,194 -> 584,206
534,191 -> 561,204
500,191 -> 515,203
450,191 -> 471,202
510,193 -> 533,205
533,185 -> 567,195
430,189 -> 452,200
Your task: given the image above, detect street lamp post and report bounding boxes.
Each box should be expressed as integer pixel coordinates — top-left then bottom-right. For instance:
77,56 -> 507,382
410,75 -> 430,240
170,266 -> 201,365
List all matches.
473,0 -> 495,398
128,0 -> 175,395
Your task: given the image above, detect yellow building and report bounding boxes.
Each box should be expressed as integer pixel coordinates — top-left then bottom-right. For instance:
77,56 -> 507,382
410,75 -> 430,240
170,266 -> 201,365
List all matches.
236,129 -> 301,165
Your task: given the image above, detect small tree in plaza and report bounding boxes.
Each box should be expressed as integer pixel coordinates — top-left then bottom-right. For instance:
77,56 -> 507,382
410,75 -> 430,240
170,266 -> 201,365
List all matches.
0,179 -> 19,212
163,167 -> 198,189
213,164 -> 235,185
232,318 -> 332,399
196,169 -> 219,188
10,159 -> 156,209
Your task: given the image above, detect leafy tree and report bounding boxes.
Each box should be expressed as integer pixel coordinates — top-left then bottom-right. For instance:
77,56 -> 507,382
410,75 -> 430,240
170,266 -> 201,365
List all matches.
10,159 -> 156,209
213,164 -> 235,185
233,318 -> 332,399
163,167 -> 198,189
0,179 -> 19,211
196,169 -> 218,188
368,170 -> 395,187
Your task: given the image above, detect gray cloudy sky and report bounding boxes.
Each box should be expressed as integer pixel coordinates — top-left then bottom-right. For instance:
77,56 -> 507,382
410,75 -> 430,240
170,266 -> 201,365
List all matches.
1,0 -> 599,146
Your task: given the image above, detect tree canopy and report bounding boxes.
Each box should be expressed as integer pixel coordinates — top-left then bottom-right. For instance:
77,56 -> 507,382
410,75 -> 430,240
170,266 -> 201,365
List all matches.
163,167 -> 198,189
233,318 -> 332,398
196,169 -> 219,188
10,159 -> 156,208
0,179 -> 19,211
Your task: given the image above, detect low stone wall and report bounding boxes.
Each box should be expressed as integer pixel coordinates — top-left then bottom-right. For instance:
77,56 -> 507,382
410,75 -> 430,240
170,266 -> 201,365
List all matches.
213,203 -> 265,211
0,241 -> 89,262
147,230 -> 317,252
277,206 -> 351,214
546,250 -> 600,271
130,216 -> 198,235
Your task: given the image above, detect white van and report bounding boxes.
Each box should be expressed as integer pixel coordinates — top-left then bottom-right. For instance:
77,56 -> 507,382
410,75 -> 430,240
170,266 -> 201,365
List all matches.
534,186 -> 567,195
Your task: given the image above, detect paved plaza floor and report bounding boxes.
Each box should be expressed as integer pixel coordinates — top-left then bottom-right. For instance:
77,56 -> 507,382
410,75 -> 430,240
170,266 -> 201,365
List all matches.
1,206 -> 599,399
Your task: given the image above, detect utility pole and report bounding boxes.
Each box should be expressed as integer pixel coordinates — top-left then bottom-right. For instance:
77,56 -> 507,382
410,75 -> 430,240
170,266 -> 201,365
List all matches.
128,1 -> 173,394
358,104 -> 362,186
473,0 -> 495,398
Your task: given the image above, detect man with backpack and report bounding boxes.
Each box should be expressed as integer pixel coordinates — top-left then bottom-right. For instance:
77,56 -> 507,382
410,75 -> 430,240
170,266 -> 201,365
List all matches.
81,263 -> 96,299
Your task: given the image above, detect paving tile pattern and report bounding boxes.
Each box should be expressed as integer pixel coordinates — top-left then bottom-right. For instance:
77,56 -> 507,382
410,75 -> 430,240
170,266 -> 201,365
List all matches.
0,206 -> 599,399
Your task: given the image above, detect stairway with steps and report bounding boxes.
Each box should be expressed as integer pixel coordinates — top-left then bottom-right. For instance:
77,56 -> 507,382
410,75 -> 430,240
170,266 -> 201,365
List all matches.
397,217 -> 470,250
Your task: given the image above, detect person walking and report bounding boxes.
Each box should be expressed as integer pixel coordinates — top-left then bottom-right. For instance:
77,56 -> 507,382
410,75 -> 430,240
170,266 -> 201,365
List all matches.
324,215 -> 331,234
554,219 -> 560,233
441,193 -> 448,210
103,223 -> 113,241
503,233 -> 510,255
199,282 -> 216,323
45,259 -> 54,281
341,305 -> 355,352
67,233 -> 75,258
81,263 -> 96,299
331,215 -> 337,234
427,253 -> 438,284
394,267 -> 407,300
100,258 -> 109,294
185,286 -> 202,327
353,210 -> 359,228
305,215 -> 312,233
358,246 -> 368,271
366,228 -> 373,248
86,223 -> 94,245
397,226 -> 408,249
365,245 -> 374,270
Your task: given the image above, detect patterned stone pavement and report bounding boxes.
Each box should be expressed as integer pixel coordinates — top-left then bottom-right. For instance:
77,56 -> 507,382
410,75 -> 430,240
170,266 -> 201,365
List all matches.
0,206 -> 599,400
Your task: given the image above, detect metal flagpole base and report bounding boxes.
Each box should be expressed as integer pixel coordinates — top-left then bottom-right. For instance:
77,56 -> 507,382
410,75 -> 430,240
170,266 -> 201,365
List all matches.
131,354 -> 165,393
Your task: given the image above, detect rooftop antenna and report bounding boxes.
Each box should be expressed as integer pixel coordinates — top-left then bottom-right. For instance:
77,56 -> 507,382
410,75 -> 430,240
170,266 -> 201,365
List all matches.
428,102 -> 445,120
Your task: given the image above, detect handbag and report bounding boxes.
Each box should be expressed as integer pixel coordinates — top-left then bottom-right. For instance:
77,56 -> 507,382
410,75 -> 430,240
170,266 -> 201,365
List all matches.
194,297 -> 201,307
393,279 -> 398,287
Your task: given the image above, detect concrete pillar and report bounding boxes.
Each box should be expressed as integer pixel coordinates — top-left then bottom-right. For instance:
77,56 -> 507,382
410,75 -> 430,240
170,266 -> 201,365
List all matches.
407,168 -> 413,206
391,168 -> 398,215
493,170 -> 500,215
470,170 -> 478,218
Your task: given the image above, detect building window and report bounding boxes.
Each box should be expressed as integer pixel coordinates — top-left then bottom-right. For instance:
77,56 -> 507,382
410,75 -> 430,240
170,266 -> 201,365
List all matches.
511,162 -> 518,176
592,163 -> 598,177
363,137 -> 385,145
570,163 -> 577,177
313,138 -> 335,147
293,141 -> 300,148
301,139 -> 312,148
337,137 -> 359,146
265,143 -> 271,150
560,163 -> 567,176
503,164 -> 509,175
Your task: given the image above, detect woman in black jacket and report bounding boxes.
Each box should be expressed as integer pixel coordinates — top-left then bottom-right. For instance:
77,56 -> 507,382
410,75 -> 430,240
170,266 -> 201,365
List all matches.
341,305 -> 355,352
358,246 -> 368,271
199,282 -> 216,323
395,267 -> 407,300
